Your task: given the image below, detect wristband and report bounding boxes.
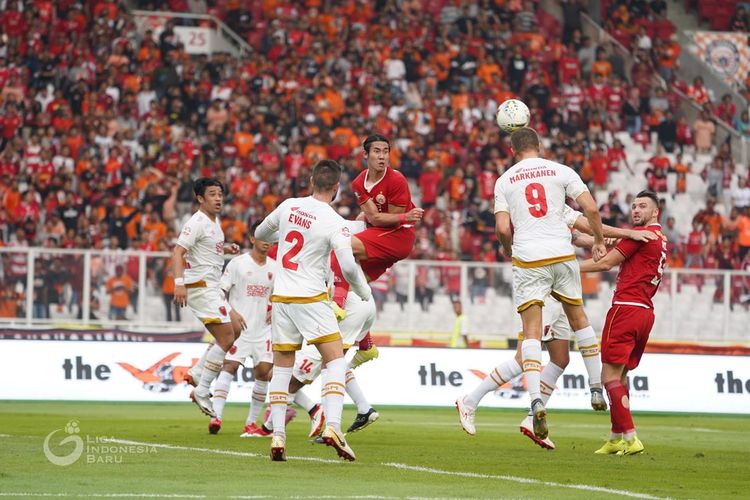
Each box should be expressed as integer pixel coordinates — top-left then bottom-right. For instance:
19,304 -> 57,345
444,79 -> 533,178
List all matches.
399,213 -> 407,224
174,278 -> 185,286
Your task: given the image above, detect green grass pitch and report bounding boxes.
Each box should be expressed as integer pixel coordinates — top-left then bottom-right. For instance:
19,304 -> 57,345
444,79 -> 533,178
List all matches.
1,401 -> 748,499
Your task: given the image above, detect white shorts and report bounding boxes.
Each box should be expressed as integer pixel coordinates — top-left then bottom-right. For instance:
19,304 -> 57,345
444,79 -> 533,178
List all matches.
517,297 -> 573,342
187,286 -> 232,325
225,324 -> 273,366
512,259 -> 582,313
292,292 -> 376,384
271,300 -> 341,351
340,292 -> 376,348
292,344 -> 323,384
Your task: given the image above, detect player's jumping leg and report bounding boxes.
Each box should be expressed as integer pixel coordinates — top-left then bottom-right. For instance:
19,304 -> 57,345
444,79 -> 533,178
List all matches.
519,304 -> 546,439
268,351 -> 294,461
345,370 -> 379,433
574,326 -> 607,410
456,357 -> 522,436
317,340 -> 356,461
519,340 -> 568,450
186,341 -> 213,387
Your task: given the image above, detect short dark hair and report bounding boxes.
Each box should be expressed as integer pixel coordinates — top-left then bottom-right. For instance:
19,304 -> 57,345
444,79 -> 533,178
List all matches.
193,177 -> 224,198
363,134 -> 390,153
312,160 -> 342,191
249,220 -> 262,246
635,190 -> 659,207
510,127 -> 540,154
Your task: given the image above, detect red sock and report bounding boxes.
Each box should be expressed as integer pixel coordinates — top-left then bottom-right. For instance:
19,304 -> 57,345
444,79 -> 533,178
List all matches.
358,332 -> 373,351
605,381 -> 635,435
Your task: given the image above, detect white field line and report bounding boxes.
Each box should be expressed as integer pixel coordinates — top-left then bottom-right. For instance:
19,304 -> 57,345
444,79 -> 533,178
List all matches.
0,435 -> 675,499
0,496 -> 429,499
104,438 -> 669,500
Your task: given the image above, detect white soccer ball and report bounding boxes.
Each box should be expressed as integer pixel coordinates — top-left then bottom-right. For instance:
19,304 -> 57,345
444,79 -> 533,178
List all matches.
495,99 -> 531,133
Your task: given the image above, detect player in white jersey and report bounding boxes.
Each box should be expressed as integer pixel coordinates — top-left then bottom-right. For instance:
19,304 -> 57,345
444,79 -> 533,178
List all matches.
173,178 -> 240,417
457,206 -> 658,447
494,128 -> 606,440
255,159 -> 372,462
202,220 -> 277,435
246,251 -> 379,439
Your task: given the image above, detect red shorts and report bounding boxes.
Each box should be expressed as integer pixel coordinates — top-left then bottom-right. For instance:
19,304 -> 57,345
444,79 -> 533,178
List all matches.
355,225 -> 416,281
601,305 -> 655,370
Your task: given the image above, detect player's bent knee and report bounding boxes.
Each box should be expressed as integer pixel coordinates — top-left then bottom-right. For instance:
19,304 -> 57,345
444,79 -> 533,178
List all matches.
223,360 -> 240,375
254,362 -> 273,381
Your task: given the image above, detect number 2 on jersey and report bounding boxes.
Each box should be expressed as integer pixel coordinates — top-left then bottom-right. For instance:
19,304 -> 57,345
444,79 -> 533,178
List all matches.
525,183 -> 548,218
281,230 -> 304,271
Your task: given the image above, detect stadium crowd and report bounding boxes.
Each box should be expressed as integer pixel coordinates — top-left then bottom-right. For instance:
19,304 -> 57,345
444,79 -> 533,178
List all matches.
0,0 -> 749,319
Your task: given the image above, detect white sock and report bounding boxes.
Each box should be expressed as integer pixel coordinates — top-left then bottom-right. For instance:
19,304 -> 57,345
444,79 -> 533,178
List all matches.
319,368 -> 329,419
246,380 -> 268,425
321,358 -> 346,432
540,362 -> 564,407
521,339 -> 543,403
292,388 -> 316,413
212,370 -> 233,419
464,358 -> 522,408
268,366 -> 293,437
624,430 -> 637,441
609,432 -> 623,440
345,370 -> 371,414
575,326 -> 602,388
193,342 -> 214,373
197,344 -> 226,394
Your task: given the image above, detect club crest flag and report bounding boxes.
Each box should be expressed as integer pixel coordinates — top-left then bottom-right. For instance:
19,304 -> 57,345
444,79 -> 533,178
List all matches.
690,31 -> 749,87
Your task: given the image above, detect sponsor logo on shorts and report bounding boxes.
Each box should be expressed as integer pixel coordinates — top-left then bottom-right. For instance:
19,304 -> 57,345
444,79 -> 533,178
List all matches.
229,345 -> 237,355
219,306 -> 227,316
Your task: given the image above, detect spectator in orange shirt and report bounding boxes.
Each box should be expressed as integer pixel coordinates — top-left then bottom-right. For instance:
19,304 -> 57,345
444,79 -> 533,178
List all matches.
106,265 -> 135,320
234,121 -> 254,158
591,48 -> 612,79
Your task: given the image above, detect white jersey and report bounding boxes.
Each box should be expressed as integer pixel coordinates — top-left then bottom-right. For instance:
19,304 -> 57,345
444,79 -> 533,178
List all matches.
260,196 -> 351,301
220,254 -> 275,340
177,210 -> 225,286
494,157 -> 589,266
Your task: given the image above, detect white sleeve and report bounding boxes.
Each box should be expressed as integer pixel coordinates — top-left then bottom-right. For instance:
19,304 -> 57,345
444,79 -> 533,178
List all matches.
493,180 -> 509,214
220,258 -> 235,293
562,205 -> 583,229
331,226 -> 371,301
176,219 -> 199,250
563,168 -> 589,200
341,220 -> 367,233
255,202 -> 284,242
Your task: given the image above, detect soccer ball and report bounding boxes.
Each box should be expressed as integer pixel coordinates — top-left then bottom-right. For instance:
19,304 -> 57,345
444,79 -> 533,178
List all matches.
495,99 -> 531,133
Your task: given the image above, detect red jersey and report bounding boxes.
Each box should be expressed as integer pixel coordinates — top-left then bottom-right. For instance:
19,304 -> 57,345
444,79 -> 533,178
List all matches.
612,224 -> 668,309
351,167 -> 415,214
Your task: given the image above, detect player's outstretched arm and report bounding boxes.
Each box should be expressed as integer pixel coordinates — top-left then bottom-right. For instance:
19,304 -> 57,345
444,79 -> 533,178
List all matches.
575,191 -> 606,261
495,211 -> 512,257
360,199 -> 424,227
579,248 -> 626,273
573,216 -> 658,242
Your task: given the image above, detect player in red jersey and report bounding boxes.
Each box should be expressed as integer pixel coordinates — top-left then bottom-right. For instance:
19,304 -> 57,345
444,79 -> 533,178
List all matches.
347,134 -> 424,365
579,190 -> 668,456
350,134 -> 424,280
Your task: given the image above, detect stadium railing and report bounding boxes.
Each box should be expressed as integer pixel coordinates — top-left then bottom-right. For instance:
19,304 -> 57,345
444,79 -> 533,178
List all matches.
0,248 -> 747,344
130,9 -> 253,57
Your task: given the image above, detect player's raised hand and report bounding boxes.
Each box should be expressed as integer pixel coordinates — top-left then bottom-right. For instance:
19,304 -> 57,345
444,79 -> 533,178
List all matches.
627,230 -> 658,242
405,207 -> 424,223
225,243 -> 241,255
592,242 -> 607,262
173,285 -> 187,307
